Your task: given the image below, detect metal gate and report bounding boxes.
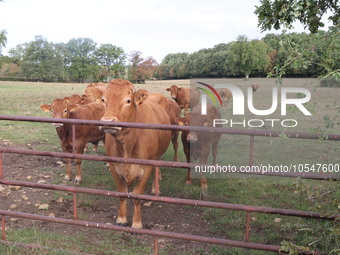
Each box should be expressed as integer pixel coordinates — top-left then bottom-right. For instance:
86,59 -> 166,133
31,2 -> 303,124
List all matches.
0,115 -> 339,255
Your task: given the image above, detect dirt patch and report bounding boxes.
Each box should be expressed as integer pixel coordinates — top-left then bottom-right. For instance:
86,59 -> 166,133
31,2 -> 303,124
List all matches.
0,141 -> 220,254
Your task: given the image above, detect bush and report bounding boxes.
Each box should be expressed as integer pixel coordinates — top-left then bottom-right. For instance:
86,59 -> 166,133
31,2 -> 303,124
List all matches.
319,74 -> 340,87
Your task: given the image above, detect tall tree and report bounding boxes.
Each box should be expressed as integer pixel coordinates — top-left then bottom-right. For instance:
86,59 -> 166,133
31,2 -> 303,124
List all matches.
65,38 -> 97,82
0,30 -> 7,55
9,36 -> 66,81
95,44 -> 126,81
255,0 -> 339,33
228,36 -> 270,78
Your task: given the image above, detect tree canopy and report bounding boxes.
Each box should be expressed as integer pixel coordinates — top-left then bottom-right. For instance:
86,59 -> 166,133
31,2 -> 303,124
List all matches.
255,0 -> 339,33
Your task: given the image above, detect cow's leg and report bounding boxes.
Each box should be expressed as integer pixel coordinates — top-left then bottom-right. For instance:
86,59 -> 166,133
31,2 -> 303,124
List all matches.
108,163 -> 128,226
211,137 -> 220,165
74,143 -> 86,184
132,165 -> 153,229
64,158 -> 72,182
199,151 -> 210,194
172,131 -> 179,162
151,167 -> 161,194
84,144 -> 89,153
92,142 -> 99,153
184,144 -> 191,184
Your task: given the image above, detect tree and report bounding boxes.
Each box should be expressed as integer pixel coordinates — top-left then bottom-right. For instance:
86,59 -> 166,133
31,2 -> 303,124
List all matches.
128,51 -> 158,82
94,44 -> 126,81
65,38 -> 98,82
9,36 -> 66,81
227,36 -> 270,78
255,0 -> 339,33
0,30 -> 7,55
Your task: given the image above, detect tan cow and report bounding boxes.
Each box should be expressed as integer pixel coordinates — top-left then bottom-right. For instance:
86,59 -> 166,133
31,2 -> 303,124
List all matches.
166,85 -> 191,116
177,104 -> 221,195
220,88 -> 232,109
40,99 -> 105,183
100,79 -> 171,229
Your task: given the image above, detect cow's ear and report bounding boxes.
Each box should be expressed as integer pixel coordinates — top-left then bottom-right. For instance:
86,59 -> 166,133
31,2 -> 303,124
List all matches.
40,104 -> 51,112
134,89 -> 148,105
166,88 -> 171,91
68,104 -> 79,112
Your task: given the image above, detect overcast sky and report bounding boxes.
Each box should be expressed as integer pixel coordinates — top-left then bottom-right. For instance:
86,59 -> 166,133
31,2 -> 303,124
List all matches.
0,0 -> 328,63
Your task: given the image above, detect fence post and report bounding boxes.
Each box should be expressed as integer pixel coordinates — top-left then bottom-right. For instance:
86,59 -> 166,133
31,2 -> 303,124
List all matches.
245,212 -> 251,242
1,216 -> 6,240
154,167 -> 160,255
249,136 -> 254,166
0,152 -> 3,179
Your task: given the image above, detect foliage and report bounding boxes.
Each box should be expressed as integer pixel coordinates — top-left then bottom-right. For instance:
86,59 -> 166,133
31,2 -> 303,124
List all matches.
128,51 -> 158,82
5,37 -> 126,83
227,36 -> 270,78
94,43 -> 126,81
255,0 -> 339,33
65,38 -> 98,82
0,29 -> 7,55
9,36 -> 66,82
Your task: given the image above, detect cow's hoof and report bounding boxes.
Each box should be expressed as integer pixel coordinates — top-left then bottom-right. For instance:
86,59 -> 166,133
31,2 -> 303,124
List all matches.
63,178 -> 71,183
116,222 -> 128,227
201,187 -> 208,198
73,179 -> 82,185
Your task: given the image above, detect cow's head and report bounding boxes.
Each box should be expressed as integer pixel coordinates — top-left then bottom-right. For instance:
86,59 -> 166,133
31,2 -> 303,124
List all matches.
40,98 -> 71,127
100,79 -> 144,135
166,85 -> 181,100
85,87 -> 103,103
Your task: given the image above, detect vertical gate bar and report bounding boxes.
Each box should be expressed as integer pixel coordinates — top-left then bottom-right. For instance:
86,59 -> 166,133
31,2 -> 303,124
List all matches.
0,152 -> 3,179
249,136 -> 254,166
72,125 -> 76,153
73,192 -> 77,220
245,212 -> 251,242
154,167 -> 160,255
1,216 -> 6,240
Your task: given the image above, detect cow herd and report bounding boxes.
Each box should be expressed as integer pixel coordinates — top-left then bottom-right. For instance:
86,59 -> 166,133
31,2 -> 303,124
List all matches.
40,79 -> 257,228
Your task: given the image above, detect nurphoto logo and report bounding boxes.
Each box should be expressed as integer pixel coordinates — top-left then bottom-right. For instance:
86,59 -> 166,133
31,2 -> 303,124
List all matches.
196,82 -> 312,128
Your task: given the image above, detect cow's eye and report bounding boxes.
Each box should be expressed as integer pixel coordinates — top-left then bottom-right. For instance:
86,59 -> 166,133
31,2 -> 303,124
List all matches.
126,99 -> 131,104
101,98 -> 105,104
64,109 -> 67,113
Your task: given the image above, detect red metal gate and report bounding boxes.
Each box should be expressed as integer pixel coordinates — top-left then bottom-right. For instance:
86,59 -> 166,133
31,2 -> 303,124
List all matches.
0,115 -> 339,255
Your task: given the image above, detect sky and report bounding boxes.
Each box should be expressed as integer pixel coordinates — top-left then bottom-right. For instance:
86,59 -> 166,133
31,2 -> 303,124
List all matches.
0,0 -> 330,63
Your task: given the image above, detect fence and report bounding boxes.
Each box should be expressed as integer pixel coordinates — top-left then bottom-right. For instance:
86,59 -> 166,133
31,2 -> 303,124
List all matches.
0,115 -> 339,255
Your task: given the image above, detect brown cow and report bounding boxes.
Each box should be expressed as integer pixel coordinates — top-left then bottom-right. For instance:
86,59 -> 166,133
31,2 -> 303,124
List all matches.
100,79 -> 171,229
134,89 -> 180,162
166,85 -> 191,116
40,100 -> 105,183
252,83 -> 259,94
220,88 -> 232,109
177,104 -> 221,195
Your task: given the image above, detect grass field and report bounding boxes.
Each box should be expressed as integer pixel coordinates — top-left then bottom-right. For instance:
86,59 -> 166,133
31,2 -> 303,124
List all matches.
0,78 -> 339,255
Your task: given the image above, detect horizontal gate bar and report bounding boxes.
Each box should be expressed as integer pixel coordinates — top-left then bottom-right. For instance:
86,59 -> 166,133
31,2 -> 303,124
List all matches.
0,179 -> 338,220
0,210 -> 291,253
0,147 -> 338,180
1,115 -> 340,140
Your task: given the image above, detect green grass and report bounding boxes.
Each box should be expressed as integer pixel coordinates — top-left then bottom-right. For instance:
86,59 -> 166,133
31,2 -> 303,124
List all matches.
0,79 -> 339,255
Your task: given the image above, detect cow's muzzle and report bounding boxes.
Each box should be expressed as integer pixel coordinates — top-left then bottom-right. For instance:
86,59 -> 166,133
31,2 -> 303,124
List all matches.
99,117 -> 122,135
187,133 -> 197,143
